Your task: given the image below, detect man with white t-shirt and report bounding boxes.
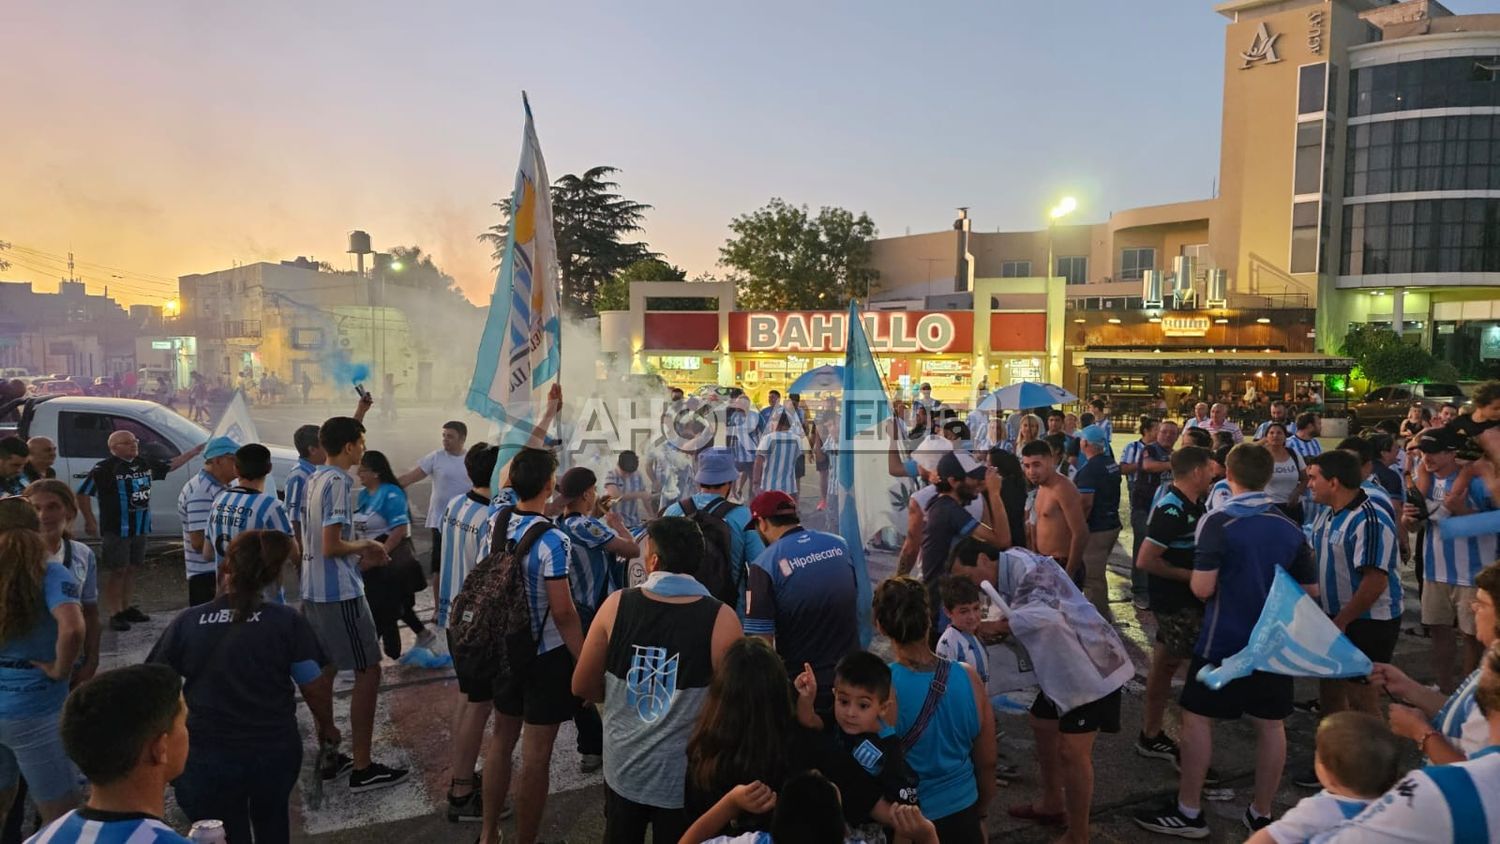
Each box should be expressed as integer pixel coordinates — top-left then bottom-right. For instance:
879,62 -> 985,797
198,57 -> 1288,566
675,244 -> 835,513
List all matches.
399,420 -> 472,602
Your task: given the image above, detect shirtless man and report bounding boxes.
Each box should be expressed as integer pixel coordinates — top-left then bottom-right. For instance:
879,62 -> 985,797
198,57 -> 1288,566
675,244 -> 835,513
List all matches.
1020,440 -> 1088,583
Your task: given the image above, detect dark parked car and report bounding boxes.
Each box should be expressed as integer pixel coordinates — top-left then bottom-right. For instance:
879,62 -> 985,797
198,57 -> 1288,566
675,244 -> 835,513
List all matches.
1347,382 -> 1467,431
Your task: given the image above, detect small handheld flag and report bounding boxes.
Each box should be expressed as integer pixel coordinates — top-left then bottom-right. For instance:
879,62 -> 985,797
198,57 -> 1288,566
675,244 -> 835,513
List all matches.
1196,567 -> 1373,690
212,390 -> 260,446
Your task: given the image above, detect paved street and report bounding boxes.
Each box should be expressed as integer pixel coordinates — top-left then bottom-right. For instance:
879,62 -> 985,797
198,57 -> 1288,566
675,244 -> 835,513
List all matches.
99,406 -> 1427,842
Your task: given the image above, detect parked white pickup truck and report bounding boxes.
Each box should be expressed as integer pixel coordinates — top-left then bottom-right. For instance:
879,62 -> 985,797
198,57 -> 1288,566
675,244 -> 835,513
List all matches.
1,395 -> 298,535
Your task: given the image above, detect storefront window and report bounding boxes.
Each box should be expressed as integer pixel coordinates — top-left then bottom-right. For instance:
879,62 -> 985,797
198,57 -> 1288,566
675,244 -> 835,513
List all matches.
1432,320 -> 1500,380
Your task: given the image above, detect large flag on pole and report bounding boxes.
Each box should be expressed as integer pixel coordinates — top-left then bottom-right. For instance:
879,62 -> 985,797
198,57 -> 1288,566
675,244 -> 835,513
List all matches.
467,92 -> 562,433
1196,567 -> 1373,690
838,301 -> 892,647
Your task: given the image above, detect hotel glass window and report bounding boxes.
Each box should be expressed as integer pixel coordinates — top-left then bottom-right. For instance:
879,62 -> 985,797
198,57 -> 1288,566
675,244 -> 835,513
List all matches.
1057,256 -> 1087,285
1000,260 -> 1032,278
1120,248 -> 1155,281
1290,201 -> 1320,274
1298,63 -> 1328,115
1294,121 -> 1325,196
1345,114 -> 1500,196
1341,198 -> 1500,275
1351,55 -> 1500,116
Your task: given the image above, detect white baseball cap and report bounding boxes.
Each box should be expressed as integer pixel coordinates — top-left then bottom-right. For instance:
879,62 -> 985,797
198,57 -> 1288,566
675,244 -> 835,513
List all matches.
912,436 -> 954,471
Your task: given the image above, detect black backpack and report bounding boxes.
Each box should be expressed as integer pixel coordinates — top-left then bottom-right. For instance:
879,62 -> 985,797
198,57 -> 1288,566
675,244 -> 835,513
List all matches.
678,496 -> 740,607
446,507 -> 554,689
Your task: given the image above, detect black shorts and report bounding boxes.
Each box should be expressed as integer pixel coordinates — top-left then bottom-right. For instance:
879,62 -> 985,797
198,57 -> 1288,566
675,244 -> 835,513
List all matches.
1029,688 -> 1123,734
447,631 -> 494,704
430,528 -> 443,576
494,646 -> 580,725
1180,655 -> 1293,721
1344,617 -> 1401,664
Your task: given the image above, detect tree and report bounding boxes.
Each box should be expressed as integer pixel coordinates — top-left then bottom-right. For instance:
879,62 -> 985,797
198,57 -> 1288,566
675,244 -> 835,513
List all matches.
382,245 -> 469,306
1340,324 -> 1439,386
596,259 -> 711,311
719,198 -> 878,310
479,166 -> 657,315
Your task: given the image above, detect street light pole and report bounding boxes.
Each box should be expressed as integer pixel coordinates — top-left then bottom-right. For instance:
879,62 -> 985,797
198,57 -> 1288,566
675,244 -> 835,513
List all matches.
1045,196 -> 1077,386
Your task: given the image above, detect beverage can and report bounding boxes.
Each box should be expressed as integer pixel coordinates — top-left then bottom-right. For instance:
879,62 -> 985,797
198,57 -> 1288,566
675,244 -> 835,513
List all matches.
189,820 -> 228,843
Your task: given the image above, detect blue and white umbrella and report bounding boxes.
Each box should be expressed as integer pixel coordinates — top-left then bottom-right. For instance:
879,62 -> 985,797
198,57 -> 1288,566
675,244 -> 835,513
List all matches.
788,364 -> 845,394
978,381 -> 1078,412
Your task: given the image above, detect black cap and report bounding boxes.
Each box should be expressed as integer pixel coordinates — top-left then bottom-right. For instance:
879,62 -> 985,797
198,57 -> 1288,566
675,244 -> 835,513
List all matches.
1417,427 -> 1462,453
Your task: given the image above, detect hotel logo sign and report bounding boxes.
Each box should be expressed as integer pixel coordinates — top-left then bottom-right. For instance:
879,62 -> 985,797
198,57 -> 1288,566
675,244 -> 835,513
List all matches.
1240,22 -> 1282,69
1162,316 -> 1212,337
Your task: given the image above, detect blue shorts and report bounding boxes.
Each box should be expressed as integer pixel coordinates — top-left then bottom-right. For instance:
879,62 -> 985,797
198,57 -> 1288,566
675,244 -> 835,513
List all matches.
0,712 -> 81,803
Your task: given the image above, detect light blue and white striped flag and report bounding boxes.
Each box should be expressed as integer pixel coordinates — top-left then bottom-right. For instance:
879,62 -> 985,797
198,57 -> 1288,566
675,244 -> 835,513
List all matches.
838,301 -> 890,647
1196,566 -> 1373,690
467,92 -> 562,434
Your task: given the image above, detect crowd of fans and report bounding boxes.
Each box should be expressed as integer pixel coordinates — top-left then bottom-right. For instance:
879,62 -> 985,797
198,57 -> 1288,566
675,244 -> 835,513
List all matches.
0,378 -> 1498,842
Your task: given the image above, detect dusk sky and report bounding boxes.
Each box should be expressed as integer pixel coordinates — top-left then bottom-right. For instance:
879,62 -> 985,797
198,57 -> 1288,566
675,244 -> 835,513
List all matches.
5,1 -> 1490,307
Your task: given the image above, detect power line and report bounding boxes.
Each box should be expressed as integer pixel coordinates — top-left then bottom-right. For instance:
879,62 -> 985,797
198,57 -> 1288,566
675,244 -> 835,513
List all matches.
1,248 -> 174,293
0,255 -> 169,301
1,243 -> 179,290
7,243 -> 179,283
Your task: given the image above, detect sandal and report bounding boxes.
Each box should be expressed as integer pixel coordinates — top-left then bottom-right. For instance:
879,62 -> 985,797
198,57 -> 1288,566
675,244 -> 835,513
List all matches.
1007,803 -> 1066,826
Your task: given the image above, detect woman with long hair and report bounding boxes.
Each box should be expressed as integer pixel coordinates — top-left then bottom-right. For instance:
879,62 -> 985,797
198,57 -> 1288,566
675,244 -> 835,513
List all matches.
0,497 -> 84,827
1004,414 -> 1043,454
875,577 -> 995,844
22,481 -> 99,687
148,529 -> 339,844
356,450 -> 433,660
1258,422 -> 1307,518
685,637 -> 800,833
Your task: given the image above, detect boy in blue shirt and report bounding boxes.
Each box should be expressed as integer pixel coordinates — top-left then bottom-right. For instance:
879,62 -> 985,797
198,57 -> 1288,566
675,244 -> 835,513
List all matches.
793,651 -> 918,840
33,664 -> 193,843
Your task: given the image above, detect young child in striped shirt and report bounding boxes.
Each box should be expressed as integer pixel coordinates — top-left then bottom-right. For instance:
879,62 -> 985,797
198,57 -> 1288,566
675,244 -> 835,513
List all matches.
934,576 -> 989,685
1246,711 -> 1404,844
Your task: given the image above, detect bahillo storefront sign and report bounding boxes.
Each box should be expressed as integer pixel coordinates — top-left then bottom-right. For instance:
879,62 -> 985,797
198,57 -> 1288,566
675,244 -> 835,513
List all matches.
729,311 -> 973,354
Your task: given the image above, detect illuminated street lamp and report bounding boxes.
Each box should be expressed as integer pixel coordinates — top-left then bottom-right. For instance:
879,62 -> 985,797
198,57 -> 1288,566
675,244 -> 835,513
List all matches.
389,260 -> 404,272
1045,196 -> 1078,385
163,298 -> 179,317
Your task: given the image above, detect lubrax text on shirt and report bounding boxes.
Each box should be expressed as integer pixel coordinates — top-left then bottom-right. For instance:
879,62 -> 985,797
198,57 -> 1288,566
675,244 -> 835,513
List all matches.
198,609 -> 262,624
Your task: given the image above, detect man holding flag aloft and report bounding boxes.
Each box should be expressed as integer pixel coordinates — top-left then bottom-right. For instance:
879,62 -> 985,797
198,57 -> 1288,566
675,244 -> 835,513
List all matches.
1135,443 -> 1320,838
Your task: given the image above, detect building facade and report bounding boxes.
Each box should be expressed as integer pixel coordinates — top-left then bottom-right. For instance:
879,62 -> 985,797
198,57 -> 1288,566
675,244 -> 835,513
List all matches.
861,0 -> 1500,402
176,258 -> 483,403
0,280 -> 135,378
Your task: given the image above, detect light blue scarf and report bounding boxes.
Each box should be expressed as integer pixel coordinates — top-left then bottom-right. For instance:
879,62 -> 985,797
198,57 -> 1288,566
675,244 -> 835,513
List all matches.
642,571 -> 712,598
1221,490 -> 1277,519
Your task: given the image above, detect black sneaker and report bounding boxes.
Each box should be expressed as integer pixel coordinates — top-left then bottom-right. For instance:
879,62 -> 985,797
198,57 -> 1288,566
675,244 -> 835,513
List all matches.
1243,808 -> 1272,832
1132,804 -> 1209,839
121,606 -> 150,623
1136,731 -> 1179,761
349,762 -> 410,793
1293,698 -> 1321,714
109,614 -> 131,632
1291,768 -> 1320,789
320,752 -> 354,781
